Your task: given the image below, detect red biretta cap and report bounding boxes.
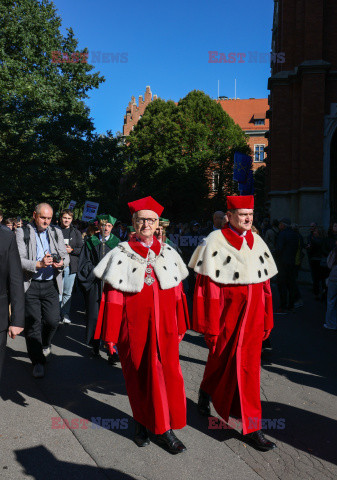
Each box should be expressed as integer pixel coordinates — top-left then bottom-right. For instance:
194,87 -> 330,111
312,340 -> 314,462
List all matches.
128,196 -> 164,217
227,195 -> 254,210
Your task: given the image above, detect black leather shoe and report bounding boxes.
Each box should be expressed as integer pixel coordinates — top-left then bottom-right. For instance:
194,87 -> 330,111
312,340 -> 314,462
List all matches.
90,348 -> 101,358
134,421 -> 150,447
156,429 -> 187,454
244,430 -> 276,451
262,337 -> 272,352
197,388 -> 211,416
108,352 -> 119,365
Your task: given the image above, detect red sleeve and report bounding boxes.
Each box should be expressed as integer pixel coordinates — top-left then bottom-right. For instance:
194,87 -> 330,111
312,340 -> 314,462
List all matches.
94,283 -> 124,343
192,274 -> 221,335
263,279 -> 274,330
175,282 -> 190,334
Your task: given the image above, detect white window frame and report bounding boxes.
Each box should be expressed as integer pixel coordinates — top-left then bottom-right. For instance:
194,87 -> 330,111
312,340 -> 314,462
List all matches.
213,172 -> 220,190
254,144 -> 265,162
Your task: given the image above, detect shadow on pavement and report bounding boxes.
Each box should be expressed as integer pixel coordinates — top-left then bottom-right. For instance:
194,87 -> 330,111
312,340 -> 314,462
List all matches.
15,445 -> 138,480
1,344 -> 133,442
186,396 -> 337,465
263,285 -> 337,398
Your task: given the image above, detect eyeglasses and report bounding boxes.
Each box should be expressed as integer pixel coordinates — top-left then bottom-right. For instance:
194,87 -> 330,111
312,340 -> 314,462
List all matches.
135,218 -> 158,225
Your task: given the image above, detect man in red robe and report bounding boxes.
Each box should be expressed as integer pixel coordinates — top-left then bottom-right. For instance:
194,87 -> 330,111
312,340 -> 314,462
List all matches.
94,196 -> 190,454
189,195 -> 278,451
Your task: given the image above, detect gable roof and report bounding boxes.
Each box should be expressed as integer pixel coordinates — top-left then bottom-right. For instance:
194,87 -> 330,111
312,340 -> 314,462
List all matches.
218,98 -> 269,131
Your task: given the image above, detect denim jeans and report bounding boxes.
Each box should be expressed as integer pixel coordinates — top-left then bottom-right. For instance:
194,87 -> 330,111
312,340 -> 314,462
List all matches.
325,280 -> 337,329
60,266 -> 76,317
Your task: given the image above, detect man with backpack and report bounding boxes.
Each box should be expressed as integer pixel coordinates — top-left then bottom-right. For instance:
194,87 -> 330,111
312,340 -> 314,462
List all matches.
16,203 -> 69,378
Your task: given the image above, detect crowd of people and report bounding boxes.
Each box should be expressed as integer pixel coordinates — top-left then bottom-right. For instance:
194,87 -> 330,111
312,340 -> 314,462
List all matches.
1,206 -> 336,335
1,198 -> 336,456
164,215 -> 337,321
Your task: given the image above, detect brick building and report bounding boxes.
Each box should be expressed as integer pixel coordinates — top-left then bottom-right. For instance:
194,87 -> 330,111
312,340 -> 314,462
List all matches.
123,86 -> 158,136
268,0 -> 337,227
217,98 -> 269,170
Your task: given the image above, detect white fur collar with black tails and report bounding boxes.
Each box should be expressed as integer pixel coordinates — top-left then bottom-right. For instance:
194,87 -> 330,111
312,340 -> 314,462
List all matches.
188,229 -> 278,285
94,241 -> 189,293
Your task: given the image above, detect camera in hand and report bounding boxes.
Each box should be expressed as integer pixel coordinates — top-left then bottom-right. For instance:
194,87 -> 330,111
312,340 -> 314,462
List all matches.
52,253 -> 62,263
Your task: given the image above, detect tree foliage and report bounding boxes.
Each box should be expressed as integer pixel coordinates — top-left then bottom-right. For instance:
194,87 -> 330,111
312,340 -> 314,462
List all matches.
89,132 -> 124,216
0,0 -> 105,217
123,90 -> 251,221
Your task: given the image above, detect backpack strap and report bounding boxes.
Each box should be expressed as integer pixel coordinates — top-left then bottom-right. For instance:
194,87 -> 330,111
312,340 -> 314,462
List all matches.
50,225 -> 59,243
22,225 -> 30,256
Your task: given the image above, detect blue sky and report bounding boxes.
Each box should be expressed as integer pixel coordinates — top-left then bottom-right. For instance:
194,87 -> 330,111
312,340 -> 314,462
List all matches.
52,0 -> 274,135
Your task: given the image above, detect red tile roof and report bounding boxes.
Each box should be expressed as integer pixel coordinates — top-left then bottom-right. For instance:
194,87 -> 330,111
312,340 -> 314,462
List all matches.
217,98 -> 269,131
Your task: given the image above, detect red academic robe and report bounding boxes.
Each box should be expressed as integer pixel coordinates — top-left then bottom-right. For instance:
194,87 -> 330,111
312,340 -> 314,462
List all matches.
192,228 -> 274,435
94,237 -> 190,434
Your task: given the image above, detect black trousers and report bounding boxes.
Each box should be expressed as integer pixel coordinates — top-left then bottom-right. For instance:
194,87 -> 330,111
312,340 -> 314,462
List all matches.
293,265 -> 301,302
277,263 -> 296,309
309,259 -> 322,296
0,329 -> 7,382
25,280 -> 60,365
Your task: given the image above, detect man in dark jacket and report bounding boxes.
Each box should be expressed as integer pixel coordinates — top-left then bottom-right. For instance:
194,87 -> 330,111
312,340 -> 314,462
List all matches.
264,219 -> 279,256
77,214 -> 120,358
59,209 -> 84,323
0,225 -> 25,380
275,218 -> 300,313
202,211 -> 227,236
306,222 -> 323,298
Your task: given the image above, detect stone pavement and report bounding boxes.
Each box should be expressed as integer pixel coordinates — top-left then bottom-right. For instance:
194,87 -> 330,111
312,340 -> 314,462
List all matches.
0,284 -> 336,480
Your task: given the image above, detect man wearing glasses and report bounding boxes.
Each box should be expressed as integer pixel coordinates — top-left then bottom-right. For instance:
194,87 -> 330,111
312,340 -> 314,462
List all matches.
94,196 -> 190,454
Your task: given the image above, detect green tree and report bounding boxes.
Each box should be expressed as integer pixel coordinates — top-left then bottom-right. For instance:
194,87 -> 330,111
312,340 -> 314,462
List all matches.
0,0 -> 104,217
123,90 -> 250,220
89,132 -> 124,216
178,91 -> 250,212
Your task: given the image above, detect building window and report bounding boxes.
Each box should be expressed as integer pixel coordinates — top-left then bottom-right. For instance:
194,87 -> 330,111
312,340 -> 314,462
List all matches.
254,144 -> 265,162
254,119 -> 265,125
213,172 -> 219,190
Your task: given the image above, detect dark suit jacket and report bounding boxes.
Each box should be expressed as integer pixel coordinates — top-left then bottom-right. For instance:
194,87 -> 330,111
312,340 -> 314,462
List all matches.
276,227 -> 301,266
60,225 -> 83,274
0,226 -> 25,332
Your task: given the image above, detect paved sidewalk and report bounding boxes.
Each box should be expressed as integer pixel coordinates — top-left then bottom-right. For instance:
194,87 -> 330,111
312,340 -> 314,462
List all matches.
0,285 -> 336,480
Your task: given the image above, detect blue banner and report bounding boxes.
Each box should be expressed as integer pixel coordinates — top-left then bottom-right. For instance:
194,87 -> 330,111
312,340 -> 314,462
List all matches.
233,152 -> 252,184
238,170 -> 254,195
